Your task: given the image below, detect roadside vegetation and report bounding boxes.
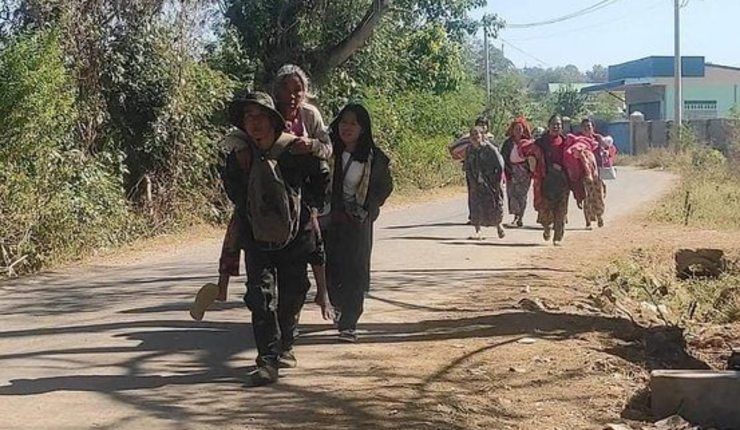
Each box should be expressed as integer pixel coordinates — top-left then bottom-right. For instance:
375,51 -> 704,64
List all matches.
0,1 -> 622,277
592,123 -> 740,327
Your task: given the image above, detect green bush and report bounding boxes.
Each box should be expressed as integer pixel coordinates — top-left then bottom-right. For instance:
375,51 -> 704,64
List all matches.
103,25 -> 237,225
363,82 -> 485,189
0,31 -> 133,274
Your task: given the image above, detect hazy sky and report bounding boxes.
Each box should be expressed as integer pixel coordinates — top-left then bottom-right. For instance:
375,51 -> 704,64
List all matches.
476,0 -> 740,71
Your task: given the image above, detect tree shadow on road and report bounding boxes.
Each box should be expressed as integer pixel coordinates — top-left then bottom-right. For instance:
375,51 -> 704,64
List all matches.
0,305 -> 711,429
385,235 -> 542,248
0,262 -> 217,317
383,222 -> 468,230
0,257 -> 709,430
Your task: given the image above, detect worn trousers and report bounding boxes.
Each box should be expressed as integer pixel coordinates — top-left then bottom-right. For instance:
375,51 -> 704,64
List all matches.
243,230 -> 314,365
537,193 -> 569,241
326,216 -> 373,332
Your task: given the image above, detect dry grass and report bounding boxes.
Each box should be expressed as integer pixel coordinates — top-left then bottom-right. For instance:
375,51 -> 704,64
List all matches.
626,146 -> 740,230
589,144 -> 740,326
591,247 -> 740,325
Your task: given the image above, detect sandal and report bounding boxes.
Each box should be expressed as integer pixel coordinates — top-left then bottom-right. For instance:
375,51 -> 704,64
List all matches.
190,283 -> 220,321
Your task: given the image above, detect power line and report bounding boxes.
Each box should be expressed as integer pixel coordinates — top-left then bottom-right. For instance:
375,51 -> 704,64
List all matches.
499,37 -> 550,67
506,0 -> 663,42
506,0 -> 623,28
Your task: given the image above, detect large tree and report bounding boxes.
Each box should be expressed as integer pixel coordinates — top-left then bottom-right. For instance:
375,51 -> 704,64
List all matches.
221,0 -> 501,87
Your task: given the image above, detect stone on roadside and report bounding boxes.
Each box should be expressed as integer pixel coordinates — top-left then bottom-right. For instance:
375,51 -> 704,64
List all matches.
603,424 -> 633,430
518,297 -> 546,312
654,414 -> 695,430
675,248 -> 726,280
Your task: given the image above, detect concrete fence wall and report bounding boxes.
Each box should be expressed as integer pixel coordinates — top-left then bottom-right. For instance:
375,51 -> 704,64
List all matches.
620,118 -> 738,155
555,116 -> 737,155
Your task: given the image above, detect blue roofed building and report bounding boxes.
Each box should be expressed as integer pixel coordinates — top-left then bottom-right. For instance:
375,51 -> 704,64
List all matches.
582,56 -> 740,121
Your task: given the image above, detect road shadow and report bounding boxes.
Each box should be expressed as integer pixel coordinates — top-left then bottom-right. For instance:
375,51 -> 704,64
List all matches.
0,306 -> 710,428
0,262 -> 219,317
383,222 -> 468,230
443,241 -> 540,247
120,300 -> 244,315
385,235 -> 541,248
367,267 -> 568,294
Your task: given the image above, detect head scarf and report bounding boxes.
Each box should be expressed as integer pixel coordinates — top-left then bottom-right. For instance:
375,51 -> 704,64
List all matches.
507,117 -> 532,140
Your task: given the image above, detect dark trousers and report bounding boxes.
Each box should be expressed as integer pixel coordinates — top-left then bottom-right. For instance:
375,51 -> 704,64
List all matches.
326,216 -> 373,331
243,231 -> 313,365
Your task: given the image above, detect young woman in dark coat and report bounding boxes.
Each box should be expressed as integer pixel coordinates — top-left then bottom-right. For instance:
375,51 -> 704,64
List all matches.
325,104 -> 393,343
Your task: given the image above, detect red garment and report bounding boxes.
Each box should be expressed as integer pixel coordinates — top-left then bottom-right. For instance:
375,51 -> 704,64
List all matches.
545,134 -> 567,167
520,140 -> 545,211
564,134 -> 592,202
579,132 -> 618,167
286,109 -> 306,136
529,133 -> 572,210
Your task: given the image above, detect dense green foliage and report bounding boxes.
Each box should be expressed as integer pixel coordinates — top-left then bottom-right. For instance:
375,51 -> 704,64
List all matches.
552,87 -> 587,119
0,31 -> 133,273
365,82 -> 485,189
0,0 -> 497,276
0,0 -> 629,276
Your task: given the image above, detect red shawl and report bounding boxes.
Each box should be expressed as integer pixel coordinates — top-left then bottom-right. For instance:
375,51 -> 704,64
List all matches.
520,139 -> 545,210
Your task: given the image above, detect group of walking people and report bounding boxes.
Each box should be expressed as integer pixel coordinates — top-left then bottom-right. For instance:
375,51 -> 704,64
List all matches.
456,114 -> 617,245
190,64 -> 393,386
186,62 -> 617,385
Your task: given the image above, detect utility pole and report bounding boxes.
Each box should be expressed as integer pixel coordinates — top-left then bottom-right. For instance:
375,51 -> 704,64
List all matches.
674,0 -> 683,132
484,27 -> 491,109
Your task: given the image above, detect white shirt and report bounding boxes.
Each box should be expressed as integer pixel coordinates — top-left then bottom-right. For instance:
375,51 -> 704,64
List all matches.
341,151 -> 364,203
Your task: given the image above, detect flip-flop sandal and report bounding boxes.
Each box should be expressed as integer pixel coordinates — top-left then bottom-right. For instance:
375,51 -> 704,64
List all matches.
190,283 -> 220,321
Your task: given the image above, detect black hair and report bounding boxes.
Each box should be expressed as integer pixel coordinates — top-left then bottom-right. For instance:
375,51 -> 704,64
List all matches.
548,114 -> 562,126
329,103 -> 376,162
581,117 -> 593,126
475,116 -> 490,127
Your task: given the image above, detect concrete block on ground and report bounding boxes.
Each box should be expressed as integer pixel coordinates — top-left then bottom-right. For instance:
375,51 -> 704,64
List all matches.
651,369 -> 740,428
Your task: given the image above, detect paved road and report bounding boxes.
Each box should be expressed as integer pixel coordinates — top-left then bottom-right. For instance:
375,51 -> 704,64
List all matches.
0,167 -> 673,429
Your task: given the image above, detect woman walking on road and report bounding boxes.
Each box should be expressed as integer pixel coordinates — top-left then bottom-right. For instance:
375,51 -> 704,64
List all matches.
574,118 -> 609,229
325,104 -> 393,343
464,126 -> 506,240
500,117 -> 534,228
531,115 -> 572,246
